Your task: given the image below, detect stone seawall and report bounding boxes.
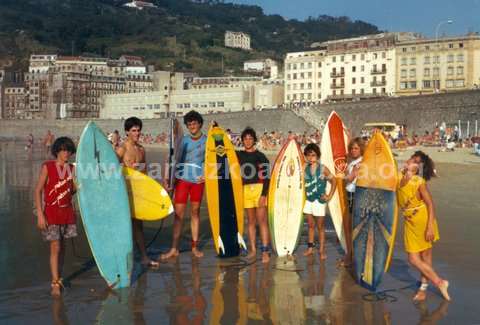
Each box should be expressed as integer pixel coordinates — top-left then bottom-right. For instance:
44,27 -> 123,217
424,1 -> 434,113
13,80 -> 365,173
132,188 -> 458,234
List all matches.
0,109 -> 313,140
300,90 -> 480,135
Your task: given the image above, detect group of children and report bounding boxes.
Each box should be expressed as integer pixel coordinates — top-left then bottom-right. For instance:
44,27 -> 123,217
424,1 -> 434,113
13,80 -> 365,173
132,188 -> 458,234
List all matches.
34,110 -> 449,302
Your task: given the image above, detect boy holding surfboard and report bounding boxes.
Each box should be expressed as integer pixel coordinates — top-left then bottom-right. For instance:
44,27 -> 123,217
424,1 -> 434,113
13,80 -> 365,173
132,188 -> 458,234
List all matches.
116,117 -> 159,268
303,143 -> 336,260
161,110 -> 207,260
236,127 -> 271,263
35,137 -> 77,296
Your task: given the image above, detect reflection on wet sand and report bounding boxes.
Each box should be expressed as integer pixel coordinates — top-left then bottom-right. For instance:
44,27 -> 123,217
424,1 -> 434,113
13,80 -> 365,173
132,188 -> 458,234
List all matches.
246,263 -> 272,323
303,256 -> 329,322
330,267 -> 391,325
51,298 -> 69,325
270,259 -> 306,325
96,288 -> 134,325
168,259 -> 206,325
416,301 -> 449,325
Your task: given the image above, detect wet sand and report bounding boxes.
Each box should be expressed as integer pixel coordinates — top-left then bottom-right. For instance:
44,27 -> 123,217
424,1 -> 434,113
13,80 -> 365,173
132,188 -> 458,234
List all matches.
1,141 -> 479,324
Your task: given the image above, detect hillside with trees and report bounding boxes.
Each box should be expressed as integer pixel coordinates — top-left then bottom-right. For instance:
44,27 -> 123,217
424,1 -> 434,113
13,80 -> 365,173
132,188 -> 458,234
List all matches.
0,0 -> 379,75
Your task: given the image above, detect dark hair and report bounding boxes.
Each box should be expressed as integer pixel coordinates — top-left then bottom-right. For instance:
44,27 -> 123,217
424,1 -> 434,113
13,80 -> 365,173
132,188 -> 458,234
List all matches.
348,137 -> 365,156
124,117 -> 142,132
183,110 -> 203,126
51,137 -> 76,157
304,143 -> 320,157
412,150 -> 436,181
241,127 -> 257,143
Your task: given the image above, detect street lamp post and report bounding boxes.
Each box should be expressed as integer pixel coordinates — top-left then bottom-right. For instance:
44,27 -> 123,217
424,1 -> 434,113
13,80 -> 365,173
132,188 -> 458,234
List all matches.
434,19 -> 453,92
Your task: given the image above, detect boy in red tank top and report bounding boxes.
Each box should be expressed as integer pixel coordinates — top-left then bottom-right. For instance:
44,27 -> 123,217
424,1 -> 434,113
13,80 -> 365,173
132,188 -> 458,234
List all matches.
34,137 -> 77,297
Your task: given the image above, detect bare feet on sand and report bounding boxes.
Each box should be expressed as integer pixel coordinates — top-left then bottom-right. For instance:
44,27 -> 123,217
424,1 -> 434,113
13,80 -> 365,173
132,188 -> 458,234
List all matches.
246,250 -> 257,260
413,289 -> 427,302
303,247 -> 314,256
437,280 -> 451,301
159,248 -> 180,261
261,252 -> 270,264
192,247 -> 204,258
319,250 -> 327,260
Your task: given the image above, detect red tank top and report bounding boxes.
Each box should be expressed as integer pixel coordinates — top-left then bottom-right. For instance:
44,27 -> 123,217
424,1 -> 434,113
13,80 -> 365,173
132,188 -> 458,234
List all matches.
43,161 -> 76,225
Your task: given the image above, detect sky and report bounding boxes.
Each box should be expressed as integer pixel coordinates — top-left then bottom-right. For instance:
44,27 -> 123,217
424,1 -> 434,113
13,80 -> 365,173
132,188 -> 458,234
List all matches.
229,0 -> 480,37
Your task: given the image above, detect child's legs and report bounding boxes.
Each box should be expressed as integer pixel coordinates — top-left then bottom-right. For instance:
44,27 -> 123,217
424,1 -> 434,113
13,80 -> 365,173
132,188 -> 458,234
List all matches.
419,248 -> 433,284
408,251 -> 442,285
246,208 -> 257,251
306,214 -> 315,243
256,206 -> 269,247
132,219 -> 148,260
49,240 -> 61,281
315,216 -> 326,253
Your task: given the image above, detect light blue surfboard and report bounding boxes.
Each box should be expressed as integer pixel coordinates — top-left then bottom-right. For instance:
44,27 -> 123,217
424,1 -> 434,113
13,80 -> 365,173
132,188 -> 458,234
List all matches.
76,122 -> 133,288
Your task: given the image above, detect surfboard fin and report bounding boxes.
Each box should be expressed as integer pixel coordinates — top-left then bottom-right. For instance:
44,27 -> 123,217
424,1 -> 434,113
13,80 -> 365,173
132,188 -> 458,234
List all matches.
237,232 -> 247,251
218,236 -> 225,255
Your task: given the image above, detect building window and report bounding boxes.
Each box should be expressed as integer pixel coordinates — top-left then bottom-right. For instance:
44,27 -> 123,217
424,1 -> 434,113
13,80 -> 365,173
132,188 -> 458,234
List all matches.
352,77 -> 356,84
184,103 -> 191,109
455,79 -> 465,87
433,67 -> 440,77
373,88 -> 377,94
424,56 -> 430,64
411,47 -> 416,51
318,62 -> 322,68
401,69 -> 407,78
293,73 -> 297,80
217,101 -> 224,107
446,79 -> 454,88
402,48 -> 407,53
307,93 -> 312,100
209,102 -> 216,107
352,54 -> 356,61
459,43 -> 464,48
447,55 -> 454,63
409,81 -> 417,89
287,95 -> 290,100
360,77 -> 365,83
318,72 -> 321,78
287,85 -> 291,90
300,63 -> 304,69
457,54 -> 464,62
424,68 -> 430,77
352,89 -> 356,95
457,66 -> 464,75
423,80 -> 432,88
308,72 -> 312,78
308,62 -> 312,68
308,82 -> 312,89
340,56 -> 344,62
293,84 -> 297,90
287,63 -> 291,70
300,73 -> 305,78
400,82 -> 407,89
382,52 -> 386,58
410,57 -> 416,65
287,74 -> 291,80
352,66 -> 356,72
447,67 -> 454,76
409,69 -> 416,78
361,54 -> 365,60
401,57 -> 407,65
361,65 -> 365,72
433,55 -> 440,64
373,53 -> 378,59
332,56 -> 336,63
449,43 -> 453,49
381,87 -> 386,93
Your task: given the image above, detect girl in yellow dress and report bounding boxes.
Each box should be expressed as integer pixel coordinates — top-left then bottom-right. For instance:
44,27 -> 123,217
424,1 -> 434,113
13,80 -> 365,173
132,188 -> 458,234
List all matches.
398,151 -> 450,301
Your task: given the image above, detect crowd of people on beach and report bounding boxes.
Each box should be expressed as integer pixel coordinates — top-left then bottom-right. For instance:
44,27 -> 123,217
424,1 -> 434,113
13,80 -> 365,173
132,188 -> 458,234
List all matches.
33,110 -> 451,303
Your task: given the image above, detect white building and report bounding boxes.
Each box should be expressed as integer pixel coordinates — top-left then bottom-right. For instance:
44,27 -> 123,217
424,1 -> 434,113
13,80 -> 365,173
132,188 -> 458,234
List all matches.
101,78 -> 284,119
284,32 -> 420,104
225,31 -> 251,50
123,1 -> 158,10
243,59 -> 278,79
284,49 -> 326,104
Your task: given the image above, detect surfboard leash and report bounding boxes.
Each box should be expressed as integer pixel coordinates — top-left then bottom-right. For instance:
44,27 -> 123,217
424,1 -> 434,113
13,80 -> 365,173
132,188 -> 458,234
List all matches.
361,283 -> 417,302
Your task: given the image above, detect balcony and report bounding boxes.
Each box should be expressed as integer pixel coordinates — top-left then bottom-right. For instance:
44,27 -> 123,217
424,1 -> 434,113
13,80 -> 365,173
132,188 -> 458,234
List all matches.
330,71 -> 345,78
370,80 -> 387,87
330,83 -> 345,89
371,68 -> 387,75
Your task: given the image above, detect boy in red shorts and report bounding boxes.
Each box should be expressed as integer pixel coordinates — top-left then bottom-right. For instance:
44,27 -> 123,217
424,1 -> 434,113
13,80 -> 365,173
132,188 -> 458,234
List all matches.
161,111 -> 206,259
34,137 -> 77,297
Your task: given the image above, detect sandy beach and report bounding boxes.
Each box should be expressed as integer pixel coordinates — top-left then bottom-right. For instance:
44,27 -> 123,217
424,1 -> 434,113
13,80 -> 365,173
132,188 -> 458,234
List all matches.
1,141 -> 479,324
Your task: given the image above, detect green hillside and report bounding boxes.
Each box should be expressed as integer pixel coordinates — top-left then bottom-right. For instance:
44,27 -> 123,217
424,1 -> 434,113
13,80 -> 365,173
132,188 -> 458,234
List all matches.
0,0 -> 379,75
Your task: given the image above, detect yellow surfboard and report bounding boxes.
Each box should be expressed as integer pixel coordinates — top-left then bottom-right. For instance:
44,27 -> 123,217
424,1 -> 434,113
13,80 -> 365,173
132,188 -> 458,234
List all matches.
205,126 -> 245,257
123,167 -> 173,221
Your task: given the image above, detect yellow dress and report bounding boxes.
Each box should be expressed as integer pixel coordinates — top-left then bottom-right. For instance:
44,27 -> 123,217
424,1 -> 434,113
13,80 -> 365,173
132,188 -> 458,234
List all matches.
397,175 -> 440,253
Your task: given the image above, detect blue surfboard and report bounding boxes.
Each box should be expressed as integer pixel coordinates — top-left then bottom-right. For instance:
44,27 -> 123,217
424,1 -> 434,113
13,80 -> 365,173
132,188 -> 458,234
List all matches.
76,122 -> 133,288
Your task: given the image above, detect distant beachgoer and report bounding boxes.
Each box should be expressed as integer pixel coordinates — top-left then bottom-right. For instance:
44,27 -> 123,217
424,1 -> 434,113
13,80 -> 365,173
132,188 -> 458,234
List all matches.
34,137 -> 77,297
43,130 -> 55,157
109,130 -> 120,149
160,110 -> 206,260
116,117 -> 159,268
25,133 -> 34,151
302,143 -> 336,260
398,151 -> 450,301
236,127 -> 271,263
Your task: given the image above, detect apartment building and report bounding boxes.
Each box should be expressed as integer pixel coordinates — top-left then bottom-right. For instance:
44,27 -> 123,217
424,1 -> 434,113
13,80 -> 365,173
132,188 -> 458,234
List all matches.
284,49 -> 326,104
225,31 -> 251,50
395,34 -> 480,95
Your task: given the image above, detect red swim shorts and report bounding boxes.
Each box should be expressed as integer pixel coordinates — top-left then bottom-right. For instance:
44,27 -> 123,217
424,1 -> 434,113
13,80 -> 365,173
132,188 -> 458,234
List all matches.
174,179 -> 205,204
